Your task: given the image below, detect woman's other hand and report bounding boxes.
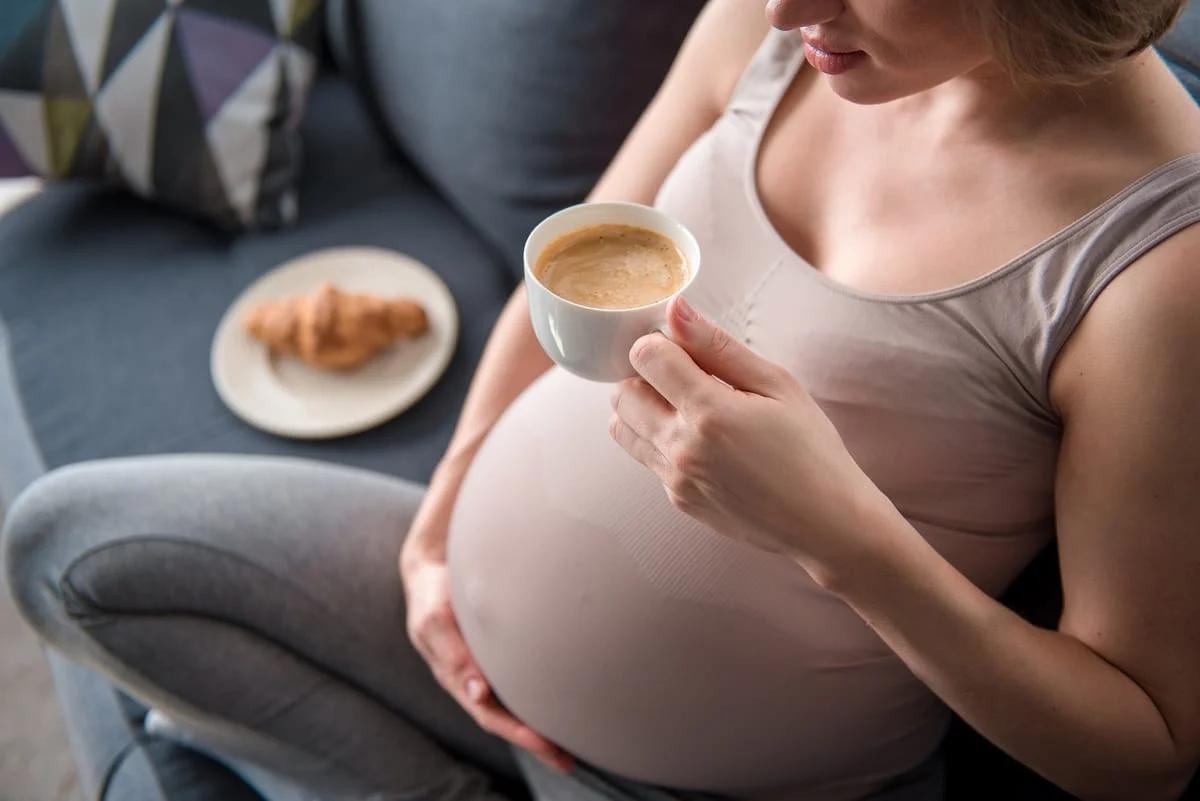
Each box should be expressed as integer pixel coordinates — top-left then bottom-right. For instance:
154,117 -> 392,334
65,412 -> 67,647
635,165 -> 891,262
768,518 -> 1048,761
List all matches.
400,488 -> 573,773
610,296 -> 897,586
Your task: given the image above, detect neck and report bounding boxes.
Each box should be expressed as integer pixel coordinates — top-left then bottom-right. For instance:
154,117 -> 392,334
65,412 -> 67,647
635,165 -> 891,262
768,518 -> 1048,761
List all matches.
880,52 -> 1159,148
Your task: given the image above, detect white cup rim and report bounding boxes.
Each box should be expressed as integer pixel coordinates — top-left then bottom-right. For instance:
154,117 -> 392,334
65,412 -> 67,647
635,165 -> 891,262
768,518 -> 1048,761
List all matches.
523,201 -> 701,314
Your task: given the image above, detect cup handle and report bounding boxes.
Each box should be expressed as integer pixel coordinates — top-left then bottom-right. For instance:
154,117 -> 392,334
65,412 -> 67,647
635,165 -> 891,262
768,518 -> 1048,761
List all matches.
646,320 -> 682,351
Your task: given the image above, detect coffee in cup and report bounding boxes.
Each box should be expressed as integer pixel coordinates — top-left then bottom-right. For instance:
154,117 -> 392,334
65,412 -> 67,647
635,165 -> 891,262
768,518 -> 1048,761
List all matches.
533,224 -> 688,310
524,202 -> 701,383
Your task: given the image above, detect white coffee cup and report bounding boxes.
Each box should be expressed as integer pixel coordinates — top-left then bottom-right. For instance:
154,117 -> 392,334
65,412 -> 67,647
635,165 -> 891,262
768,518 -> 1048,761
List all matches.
524,201 -> 701,383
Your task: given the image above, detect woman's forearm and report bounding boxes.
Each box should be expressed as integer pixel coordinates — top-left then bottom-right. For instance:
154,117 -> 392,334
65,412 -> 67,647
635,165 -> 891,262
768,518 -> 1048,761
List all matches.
827,502 -> 1188,801
403,285 -> 551,563
436,284 -> 551,482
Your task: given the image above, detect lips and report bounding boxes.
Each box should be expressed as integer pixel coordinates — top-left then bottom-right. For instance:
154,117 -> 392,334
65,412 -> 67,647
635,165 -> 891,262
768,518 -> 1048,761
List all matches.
801,40 -> 865,75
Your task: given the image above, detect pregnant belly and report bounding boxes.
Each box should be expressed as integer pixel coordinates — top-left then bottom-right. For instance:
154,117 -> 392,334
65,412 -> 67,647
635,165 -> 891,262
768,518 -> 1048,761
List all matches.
447,369 -> 946,797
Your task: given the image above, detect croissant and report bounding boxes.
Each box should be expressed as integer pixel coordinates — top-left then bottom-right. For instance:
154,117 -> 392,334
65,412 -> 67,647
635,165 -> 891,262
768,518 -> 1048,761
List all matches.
243,282 -> 428,370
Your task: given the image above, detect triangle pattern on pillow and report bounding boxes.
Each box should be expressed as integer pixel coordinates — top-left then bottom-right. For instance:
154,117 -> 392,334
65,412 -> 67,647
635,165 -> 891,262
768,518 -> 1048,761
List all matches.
267,0 -> 292,38
184,0 -> 276,36
43,4 -> 89,101
99,0 -> 166,86
257,54 -> 298,226
94,12 -> 171,194
0,0 -> 317,227
0,117 -> 29,177
70,111 -> 110,177
207,55 -> 279,225
278,41 -> 316,128
289,0 -> 320,36
44,95 -> 91,177
60,0 -> 119,96
175,8 -> 276,123
154,19 -> 237,226
0,89 -> 48,174
268,0 -> 320,39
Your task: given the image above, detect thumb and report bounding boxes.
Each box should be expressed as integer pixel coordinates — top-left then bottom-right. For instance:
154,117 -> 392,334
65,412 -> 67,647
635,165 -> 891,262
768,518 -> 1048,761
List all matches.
667,296 -> 785,396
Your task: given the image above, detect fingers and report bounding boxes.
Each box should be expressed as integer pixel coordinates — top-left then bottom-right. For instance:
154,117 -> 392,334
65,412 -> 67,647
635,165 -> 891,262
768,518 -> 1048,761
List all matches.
416,607 -> 489,715
448,667 -> 573,772
411,592 -> 573,773
611,377 -> 674,443
666,296 -> 789,397
628,332 -> 722,417
608,414 -> 669,474
460,685 -> 574,773
408,579 -> 473,682
429,631 -> 574,772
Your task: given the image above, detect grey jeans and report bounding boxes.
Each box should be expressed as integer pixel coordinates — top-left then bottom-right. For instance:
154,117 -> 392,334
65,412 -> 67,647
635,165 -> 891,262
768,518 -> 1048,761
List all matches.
2,455 -> 941,801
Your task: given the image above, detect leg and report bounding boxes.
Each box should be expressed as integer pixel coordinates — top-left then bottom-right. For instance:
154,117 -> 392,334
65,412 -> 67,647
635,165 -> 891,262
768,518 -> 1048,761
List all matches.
3,455 -> 520,801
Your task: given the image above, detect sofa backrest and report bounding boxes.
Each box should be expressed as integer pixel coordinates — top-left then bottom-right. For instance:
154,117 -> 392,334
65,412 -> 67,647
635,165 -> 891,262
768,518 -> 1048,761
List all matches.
332,1 -> 704,280
1159,1 -> 1200,101
326,0 -> 1200,282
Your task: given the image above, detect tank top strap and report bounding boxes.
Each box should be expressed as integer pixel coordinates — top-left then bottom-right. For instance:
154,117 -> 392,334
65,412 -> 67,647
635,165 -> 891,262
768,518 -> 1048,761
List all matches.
1006,153 -> 1200,410
724,28 -> 806,126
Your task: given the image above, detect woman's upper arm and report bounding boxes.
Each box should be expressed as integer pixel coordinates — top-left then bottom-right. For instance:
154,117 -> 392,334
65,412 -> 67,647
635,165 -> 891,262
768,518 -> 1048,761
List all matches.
588,0 -> 769,205
1049,223 -> 1200,767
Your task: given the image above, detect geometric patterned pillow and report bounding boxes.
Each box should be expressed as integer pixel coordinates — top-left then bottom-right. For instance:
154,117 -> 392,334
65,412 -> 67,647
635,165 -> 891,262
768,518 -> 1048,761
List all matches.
0,0 -> 322,229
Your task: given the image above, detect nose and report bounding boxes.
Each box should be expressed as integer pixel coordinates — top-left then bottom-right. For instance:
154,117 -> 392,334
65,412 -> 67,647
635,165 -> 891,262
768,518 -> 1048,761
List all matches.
765,0 -> 844,30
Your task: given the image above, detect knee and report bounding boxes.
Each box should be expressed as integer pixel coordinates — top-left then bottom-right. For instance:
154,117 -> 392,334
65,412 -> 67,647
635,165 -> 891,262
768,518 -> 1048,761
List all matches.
3,464 -> 105,643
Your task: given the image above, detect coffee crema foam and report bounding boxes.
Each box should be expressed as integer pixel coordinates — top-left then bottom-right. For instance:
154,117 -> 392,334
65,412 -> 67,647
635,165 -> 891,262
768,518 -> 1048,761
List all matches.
534,223 -> 687,309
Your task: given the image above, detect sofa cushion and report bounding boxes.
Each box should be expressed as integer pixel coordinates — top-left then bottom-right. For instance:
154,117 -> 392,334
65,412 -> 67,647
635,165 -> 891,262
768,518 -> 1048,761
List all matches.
346,0 -> 704,279
0,0 -> 326,230
0,71 -> 513,483
0,315 -> 42,506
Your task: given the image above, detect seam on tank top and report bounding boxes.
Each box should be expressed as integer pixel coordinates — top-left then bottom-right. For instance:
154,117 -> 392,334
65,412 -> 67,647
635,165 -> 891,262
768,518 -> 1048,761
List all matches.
741,258 -> 782,346
1040,206 -> 1200,397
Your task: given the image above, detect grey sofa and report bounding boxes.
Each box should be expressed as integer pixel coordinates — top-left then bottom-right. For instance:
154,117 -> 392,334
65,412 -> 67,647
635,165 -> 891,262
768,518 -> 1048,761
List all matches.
2,1 -> 1198,799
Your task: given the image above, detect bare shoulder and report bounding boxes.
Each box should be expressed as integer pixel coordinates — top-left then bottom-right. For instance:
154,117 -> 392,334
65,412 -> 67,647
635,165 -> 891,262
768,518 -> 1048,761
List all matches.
678,0 -> 772,115
1141,53 -> 1200,152
1050,219 -> 1200,419
1049,217 -> 1200,767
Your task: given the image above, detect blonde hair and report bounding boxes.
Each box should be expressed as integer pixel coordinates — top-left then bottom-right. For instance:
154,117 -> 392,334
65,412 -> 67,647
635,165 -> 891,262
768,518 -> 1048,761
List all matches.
978,0 -> 1186,85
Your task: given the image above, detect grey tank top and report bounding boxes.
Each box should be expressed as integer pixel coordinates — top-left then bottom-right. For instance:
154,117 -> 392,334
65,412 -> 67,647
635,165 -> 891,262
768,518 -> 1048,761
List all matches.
447,29 -> 1200,801
657,29 -> 1200,594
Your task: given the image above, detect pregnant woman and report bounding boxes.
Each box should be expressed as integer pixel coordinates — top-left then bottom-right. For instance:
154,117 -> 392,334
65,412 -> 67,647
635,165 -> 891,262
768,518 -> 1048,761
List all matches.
7,1 -> 1200,799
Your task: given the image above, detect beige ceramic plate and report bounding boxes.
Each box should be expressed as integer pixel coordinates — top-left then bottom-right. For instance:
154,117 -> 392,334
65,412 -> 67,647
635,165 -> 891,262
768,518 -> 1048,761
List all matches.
211,247 -> 458,439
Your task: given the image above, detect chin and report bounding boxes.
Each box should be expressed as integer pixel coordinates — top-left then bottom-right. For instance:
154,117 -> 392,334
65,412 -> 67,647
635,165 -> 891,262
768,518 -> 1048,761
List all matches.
823,73 -> 908,105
